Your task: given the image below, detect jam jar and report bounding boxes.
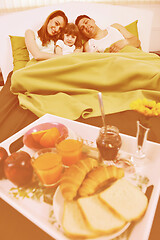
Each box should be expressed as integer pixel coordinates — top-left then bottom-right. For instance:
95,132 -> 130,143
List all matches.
96,125 -> 122,161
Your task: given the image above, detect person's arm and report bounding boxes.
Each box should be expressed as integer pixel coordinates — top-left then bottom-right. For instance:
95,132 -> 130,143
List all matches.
55,45 -> 63,55
83,41 -> 90,52
109,23 -> 141,53
84,40 -> 100,53
25,29 -> 57,60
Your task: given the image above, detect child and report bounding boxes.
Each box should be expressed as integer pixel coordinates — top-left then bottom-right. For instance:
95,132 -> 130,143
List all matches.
55,23 -> 83,55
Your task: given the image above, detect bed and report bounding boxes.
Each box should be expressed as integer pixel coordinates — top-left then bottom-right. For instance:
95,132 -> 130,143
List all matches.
0,1 -> 159,145
0,2 -> 154,84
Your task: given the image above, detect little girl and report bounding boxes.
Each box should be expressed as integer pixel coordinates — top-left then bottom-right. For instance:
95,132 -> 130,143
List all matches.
55,23 -> 83,55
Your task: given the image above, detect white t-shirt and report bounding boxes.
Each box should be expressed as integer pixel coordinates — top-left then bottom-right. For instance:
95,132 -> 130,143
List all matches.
56,40 -> 75,55
88,26 -> 124,53
29,31 -> 55,59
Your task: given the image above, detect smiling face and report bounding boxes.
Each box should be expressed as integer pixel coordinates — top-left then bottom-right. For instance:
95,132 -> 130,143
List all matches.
78,17 -> 97,39
47,16 -> 66,36
63,33 -> 77,47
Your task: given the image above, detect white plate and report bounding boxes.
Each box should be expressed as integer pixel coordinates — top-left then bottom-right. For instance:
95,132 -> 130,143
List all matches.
53,186 -> 131,240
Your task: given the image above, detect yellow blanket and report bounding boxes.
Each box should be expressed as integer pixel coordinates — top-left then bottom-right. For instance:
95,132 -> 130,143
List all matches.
11,46 -> 160,120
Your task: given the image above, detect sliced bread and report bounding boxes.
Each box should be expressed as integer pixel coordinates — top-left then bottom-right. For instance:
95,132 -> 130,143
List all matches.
77,194 -> 126,234
62,200 -> 97,238
99,178 -> 148,222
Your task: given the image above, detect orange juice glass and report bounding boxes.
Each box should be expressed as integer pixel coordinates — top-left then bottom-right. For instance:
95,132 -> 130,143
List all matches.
56,138 -> 83,166
31,148 -> 63,186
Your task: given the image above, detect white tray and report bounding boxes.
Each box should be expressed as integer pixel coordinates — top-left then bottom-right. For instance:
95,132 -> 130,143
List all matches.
0,113 -> 160,240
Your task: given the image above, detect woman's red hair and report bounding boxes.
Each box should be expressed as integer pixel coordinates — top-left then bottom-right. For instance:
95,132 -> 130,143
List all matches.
38,10 -> 68,46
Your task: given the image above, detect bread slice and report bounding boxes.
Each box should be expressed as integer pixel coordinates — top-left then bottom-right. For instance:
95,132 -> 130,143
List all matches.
62,200 -> 97,238
77,194 -> 126,235
99,178 -> 148,222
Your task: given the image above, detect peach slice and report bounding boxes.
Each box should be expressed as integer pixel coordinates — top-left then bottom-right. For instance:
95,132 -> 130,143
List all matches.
40,127 -> 60,148
32,129 -> 47,143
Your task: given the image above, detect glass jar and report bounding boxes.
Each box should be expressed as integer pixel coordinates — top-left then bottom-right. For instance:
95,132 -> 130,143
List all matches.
96,125 -> 122,161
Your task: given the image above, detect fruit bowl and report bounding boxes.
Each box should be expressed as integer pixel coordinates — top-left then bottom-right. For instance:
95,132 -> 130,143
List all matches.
23,122 -> 68,151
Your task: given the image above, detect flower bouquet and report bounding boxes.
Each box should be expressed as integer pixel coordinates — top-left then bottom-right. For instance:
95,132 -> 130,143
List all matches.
130,98 -> 160,127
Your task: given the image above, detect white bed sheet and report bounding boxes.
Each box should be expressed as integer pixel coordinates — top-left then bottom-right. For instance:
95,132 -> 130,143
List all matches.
0,2 -> 153,84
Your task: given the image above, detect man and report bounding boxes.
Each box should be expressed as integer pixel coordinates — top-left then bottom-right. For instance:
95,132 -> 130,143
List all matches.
75,15 -> 140,52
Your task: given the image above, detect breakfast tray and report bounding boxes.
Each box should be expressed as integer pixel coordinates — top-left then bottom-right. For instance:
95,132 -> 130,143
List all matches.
0,113 -> 160,240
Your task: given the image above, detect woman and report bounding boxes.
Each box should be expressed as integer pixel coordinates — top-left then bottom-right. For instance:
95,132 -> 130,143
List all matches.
25,10 -> 68,60
75,15 -> 141,53
0,10 -> 68,143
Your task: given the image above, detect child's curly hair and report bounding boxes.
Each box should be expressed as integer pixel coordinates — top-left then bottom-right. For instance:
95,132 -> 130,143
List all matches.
61,23 -> 82,48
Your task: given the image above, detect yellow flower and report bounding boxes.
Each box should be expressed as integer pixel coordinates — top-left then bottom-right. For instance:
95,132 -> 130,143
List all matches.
130,98 -> 160,117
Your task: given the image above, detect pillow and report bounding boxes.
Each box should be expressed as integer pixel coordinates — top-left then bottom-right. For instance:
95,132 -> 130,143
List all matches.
125,20 -> 139,38
9,35 -> 30,72
125,20 -> 141,49
124,20 -> 141,49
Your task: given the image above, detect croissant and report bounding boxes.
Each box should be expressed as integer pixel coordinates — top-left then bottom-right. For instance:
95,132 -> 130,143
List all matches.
78,165 -> 124,197
60,157 -> 98,201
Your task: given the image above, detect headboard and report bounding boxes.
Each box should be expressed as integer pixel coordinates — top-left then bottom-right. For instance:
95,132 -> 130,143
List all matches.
0,2 -> 153,84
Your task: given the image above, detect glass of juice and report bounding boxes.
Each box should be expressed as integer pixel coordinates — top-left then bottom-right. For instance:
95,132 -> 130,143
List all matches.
55,138 -> 83,166
31,148 -> 63,186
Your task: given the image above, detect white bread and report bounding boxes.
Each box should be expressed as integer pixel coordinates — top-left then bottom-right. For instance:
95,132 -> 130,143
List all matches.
77,194 -> 126,235
99,178 -> 148,222
62,200 -> 98,238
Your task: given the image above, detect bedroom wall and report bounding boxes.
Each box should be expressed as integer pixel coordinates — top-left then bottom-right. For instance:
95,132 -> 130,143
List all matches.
0,1 -> 159,51
123,3 -> 160,51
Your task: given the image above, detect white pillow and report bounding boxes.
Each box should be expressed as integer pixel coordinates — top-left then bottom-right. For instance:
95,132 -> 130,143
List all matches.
0,2 -> 153,84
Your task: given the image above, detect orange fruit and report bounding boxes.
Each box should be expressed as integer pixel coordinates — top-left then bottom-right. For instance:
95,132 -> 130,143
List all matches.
40,127 -> 60,148
32,130 -> 47,143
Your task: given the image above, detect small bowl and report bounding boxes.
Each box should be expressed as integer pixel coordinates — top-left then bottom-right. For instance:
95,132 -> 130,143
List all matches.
23,122 -> 68,151
31,148 -> 64,187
